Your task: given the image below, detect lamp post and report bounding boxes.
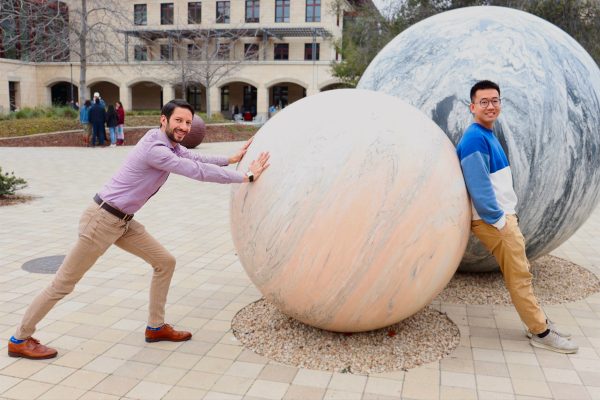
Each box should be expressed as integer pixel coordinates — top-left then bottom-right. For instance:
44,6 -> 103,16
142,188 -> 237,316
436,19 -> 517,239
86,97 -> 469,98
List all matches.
69,63 -> 74,106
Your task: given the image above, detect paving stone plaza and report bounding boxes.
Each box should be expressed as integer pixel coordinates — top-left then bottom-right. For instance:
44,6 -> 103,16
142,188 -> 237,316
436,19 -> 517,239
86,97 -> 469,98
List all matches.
0,144 -> 599,399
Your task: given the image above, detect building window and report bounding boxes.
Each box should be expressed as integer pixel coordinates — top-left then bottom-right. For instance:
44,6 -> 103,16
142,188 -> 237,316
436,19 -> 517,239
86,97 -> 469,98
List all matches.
161,3 -> 174,24
134,4 -> 147,25
245,0 -> 259,23
272,85 -> 288,108
187,86 -> 201,111
275,0 -> 290,23
274,43 -> 289,60
134,45 -> 148,61
306,0 -> 320,22
244,86 -> 257,116
9,81 -> 19,112
188,2 -> 201,24
217,43 -> 230,60
244,43 -> 259,60
216,1 -> 230,23
160,44 -> 173,60
188,43 -> 202,59
304,43 -> 320,60
221,86 -> 230,111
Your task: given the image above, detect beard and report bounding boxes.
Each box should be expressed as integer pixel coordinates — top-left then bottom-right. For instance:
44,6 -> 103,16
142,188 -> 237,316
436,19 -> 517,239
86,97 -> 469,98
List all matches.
165,122 -> 185,143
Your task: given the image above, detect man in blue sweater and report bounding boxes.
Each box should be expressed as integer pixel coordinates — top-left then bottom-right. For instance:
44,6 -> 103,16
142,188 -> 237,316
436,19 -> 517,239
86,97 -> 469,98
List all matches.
456,80 -> 578,354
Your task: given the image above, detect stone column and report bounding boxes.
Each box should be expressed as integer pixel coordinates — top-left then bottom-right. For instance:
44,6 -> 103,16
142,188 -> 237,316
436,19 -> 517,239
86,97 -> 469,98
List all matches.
256,86 -> 269,120
209,85 -> 220,117
120,84 -> 132,110
162,84 -> 174,104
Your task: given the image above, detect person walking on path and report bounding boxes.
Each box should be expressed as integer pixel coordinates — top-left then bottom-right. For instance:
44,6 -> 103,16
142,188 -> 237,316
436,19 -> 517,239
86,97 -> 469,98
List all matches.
105,104 -> 119,147
88,98 -> 106,147
456,80 -> 577,354
116,101 -> 125,145
79,100 -> 92,146
7,99 -> 270,359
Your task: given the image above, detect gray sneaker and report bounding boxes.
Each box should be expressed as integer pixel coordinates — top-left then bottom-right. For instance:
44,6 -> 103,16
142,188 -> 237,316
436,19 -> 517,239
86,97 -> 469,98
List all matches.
530,330 -> 578,354
526,320 -> 571,339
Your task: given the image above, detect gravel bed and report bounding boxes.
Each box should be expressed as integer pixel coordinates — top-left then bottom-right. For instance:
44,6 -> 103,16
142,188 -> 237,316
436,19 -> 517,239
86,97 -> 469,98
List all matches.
436,255 -> 600,305
232,300 -> 460,374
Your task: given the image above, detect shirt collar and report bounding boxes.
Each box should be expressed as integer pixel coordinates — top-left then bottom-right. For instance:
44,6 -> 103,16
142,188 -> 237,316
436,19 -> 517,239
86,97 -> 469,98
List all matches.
155,128 -> 179,152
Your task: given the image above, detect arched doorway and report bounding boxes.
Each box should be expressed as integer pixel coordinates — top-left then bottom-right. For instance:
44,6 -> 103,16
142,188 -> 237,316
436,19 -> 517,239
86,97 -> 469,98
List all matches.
131,81 -> 163,111
268,82 -> 306,110
50,81 -> 78,106
221,81 -> 257,119
89,82 -> 120,107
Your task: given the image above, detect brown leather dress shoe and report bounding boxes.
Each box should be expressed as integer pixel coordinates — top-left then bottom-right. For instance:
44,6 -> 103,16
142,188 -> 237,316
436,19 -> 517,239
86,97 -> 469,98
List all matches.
145,324 -> 192,343
8,337 -> 58,359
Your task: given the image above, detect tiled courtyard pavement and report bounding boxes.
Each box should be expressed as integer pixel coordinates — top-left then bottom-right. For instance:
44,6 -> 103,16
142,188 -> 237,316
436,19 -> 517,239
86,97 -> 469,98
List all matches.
0,143 -> 599,400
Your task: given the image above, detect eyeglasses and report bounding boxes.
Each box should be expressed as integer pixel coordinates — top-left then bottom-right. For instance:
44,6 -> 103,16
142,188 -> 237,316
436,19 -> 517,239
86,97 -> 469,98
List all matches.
477,98 -> 502,108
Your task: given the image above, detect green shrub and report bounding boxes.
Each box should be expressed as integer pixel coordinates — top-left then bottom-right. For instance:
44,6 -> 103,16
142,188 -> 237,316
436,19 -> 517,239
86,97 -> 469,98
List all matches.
1,106 -> 78,121
0,167 -> 27,197
126,110 -> 161,116
52,106 -> 78,119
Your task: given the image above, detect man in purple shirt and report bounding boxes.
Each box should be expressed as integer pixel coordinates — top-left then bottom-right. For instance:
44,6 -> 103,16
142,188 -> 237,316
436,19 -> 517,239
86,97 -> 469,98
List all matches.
8,99 -> 270,359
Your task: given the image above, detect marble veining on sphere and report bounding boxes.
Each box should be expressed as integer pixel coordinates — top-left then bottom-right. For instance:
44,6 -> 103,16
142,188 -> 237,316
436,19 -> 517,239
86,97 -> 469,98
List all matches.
230,89 -> 471,332
358,6 -> 600,272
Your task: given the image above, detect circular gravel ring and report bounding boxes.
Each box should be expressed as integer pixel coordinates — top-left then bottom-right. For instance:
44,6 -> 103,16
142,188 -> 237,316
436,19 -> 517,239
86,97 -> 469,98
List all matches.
232,300 -> 460,374
22,255 -> 65,274
437,255 -> 600,305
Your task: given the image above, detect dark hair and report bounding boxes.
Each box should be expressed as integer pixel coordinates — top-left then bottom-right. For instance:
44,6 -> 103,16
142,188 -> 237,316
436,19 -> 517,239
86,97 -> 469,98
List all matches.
107,104 -> 115,114
115,101 -> 122,108
161,99 -> 194,120
84,100 -> 91,107
470,80 -> 500,102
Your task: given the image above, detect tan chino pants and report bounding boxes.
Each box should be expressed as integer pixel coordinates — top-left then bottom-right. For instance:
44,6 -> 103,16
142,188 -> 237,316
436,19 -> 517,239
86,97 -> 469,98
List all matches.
471,215 -> 547,334
15,202 -> 176,339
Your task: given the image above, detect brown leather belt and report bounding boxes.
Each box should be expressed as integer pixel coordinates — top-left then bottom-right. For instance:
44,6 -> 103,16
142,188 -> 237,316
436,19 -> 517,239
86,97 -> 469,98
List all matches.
93,194 -> 134,221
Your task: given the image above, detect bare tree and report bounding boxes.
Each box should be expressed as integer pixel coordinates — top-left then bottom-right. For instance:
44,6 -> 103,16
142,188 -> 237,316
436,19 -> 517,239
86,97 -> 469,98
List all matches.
143,27 -> 261,117
0,0 -> 131,104
0,0 -> 70,61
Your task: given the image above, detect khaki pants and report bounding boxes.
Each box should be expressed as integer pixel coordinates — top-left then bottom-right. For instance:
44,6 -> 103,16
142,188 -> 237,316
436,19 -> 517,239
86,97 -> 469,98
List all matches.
471,215 -> 547,334
15,203 -> 176,339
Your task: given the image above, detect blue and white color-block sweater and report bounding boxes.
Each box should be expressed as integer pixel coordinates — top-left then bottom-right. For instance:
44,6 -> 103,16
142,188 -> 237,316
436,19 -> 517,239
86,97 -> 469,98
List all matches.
456,123 -> 517,229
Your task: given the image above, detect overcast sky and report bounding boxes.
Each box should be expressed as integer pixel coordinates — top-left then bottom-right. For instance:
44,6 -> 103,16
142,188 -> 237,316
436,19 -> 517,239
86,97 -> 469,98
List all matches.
372,0 -> 401,16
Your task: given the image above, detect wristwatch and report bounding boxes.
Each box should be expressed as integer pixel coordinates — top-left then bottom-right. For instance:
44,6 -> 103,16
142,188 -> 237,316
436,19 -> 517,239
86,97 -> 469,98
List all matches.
246,171 -> 254,182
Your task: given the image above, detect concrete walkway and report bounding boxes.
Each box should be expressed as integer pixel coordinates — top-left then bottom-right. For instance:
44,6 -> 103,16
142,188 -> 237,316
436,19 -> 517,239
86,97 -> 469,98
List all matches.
0,144 -> 599,400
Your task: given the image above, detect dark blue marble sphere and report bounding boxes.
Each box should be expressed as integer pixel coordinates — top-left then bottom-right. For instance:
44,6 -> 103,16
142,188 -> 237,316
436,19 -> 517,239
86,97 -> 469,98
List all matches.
358,6 -> 600,272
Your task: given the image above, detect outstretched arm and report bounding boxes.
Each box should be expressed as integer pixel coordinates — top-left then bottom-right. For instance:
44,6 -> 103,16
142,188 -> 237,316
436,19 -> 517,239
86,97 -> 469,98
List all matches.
228,137 -> 253,165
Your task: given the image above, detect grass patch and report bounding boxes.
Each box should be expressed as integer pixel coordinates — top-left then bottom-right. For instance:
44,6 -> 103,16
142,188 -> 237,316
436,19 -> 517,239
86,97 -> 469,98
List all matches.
0,118 -> 81,137
0,110 -> 241,138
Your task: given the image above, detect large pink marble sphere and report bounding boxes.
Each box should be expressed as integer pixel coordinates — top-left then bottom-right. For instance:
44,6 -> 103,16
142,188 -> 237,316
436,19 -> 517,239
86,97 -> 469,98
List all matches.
230,89 -> 471,332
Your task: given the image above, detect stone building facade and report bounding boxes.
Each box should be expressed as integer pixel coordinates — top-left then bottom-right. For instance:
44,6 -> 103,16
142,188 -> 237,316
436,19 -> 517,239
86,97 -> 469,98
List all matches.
0,0 -> 365,117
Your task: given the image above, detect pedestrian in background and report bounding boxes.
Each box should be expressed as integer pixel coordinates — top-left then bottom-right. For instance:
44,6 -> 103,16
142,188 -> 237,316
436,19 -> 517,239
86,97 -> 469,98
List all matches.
116,101 -> 125,146
106,104 -> 119,147
88,98 -> 106,147
79,100 -> 92,146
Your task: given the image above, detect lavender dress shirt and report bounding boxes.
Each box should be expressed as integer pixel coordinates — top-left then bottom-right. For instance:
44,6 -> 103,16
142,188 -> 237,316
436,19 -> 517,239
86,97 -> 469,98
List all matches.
97,128 -> 244,214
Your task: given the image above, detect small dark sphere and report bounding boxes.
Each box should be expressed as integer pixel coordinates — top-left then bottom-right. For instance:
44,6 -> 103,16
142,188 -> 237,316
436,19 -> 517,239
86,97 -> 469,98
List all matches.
180,115 -> 206,149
